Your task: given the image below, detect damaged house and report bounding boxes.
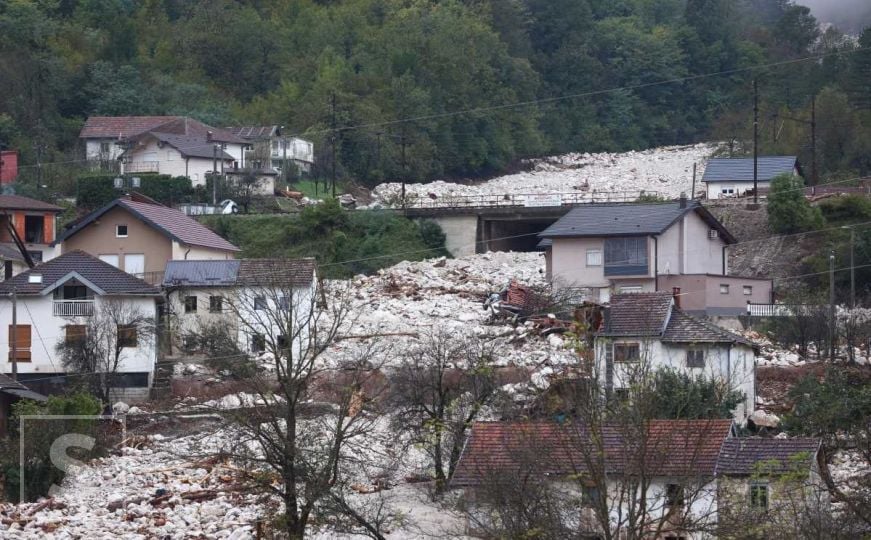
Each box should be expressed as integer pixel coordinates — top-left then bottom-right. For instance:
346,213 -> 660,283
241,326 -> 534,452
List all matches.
595,292 -> 757,422
538,197 -> 771,316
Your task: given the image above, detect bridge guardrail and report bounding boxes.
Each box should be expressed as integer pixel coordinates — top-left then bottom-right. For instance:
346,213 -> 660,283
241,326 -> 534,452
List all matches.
401,190 -> 661,210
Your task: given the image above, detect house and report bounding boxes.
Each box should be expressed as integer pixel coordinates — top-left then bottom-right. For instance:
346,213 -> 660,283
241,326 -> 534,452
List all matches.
595,292 -> 757,422
452,420 -> 825,539
0,150 -> 18,184
162,258 -> 317,356
0,195 -> 64,277
702,156 -> 800,199
226,126 -> 315,174
55,195 -> 239,282
224,166 -> 279,196
537,197 -> 772,316
452,419 -> 734,539
0,251 -> 162,401
716,438 -> 827,537
80,116 -> 250,184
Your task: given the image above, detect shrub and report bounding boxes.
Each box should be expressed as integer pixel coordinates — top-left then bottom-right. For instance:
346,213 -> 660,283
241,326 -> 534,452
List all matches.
767,173 -> 825,233
76,174 -> 194,210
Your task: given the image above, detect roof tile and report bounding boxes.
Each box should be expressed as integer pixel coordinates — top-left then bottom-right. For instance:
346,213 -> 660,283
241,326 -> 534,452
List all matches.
702,156 -> 797,183
716,438 -> 820,475
0,195 -> 63,212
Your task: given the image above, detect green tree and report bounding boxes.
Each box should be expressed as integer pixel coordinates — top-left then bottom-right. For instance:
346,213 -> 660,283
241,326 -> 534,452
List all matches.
767,173 -> 824,233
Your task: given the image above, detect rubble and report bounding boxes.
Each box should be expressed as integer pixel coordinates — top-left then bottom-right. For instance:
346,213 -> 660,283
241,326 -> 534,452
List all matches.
371,143 -> 717,206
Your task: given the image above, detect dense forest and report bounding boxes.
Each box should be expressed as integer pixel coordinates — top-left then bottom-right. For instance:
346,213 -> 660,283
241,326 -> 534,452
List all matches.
0,0 -> 869,191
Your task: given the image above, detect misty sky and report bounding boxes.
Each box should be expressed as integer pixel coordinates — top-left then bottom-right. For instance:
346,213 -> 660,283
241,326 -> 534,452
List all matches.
798,0 -> 871,33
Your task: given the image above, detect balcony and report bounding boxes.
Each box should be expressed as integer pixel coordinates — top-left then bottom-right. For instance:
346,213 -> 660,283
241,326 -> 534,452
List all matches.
53,300 -> 95,317
123,161 -> 159,173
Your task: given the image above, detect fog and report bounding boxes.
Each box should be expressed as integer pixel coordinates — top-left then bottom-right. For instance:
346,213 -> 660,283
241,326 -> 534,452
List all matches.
798,0 -> 871,34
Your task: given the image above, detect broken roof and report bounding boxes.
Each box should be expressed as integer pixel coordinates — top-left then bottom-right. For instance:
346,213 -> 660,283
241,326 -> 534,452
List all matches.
451,419 -> 734,487
225,126 -> 279,139
163,258 -> 316,288
0,195 -> 63,213
716,437 -> 820,476
79,116 -> 180,139
56,198 -> 240,253
0,250 -> 161,296
702,156 -> 798,183
600,292 -> 755,347
0,373 -> 47,401
538,201 -> 735,243
146,133 -> 236,160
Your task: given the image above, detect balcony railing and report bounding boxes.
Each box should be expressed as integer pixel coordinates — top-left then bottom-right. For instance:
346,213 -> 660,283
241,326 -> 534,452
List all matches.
123,161 -> 159,173
54,300 -> 95,317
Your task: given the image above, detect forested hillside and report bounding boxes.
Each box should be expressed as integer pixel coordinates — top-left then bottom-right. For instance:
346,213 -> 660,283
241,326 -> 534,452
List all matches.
0,0 -> 869,191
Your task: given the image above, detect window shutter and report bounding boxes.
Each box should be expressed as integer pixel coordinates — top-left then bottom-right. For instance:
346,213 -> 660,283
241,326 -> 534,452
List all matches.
8,324 -> 31,361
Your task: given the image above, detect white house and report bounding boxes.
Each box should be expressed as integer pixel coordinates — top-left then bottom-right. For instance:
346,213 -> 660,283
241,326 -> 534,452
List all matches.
0,251 -> 162,401
162,258 -> 317,357
226,125 -> 315,174
452,421 -> 825,539
702,156 -> 800,199
594,292 -> 757,422
538,198 -> 772,316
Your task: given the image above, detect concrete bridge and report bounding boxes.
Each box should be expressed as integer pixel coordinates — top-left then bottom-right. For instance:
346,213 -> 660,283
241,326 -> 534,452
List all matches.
399,190 -> 660,256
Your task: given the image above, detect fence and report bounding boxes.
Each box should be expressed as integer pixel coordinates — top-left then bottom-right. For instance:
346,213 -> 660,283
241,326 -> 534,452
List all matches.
746,302 -> 823,317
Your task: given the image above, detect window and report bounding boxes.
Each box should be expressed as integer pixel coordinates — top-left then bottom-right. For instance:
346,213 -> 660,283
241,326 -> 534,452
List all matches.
65,324 -> 86,345
687,349 -> 705,368
665,484 -> 685,508
604,237 -> 648,276
27,250 -> 43,263
586,248 -> 602,267
182,334 -> 199,352
743,285 -> 753,296
278,296 -> 289,311
8,324 -> 31,361
614,388 -> 630,402
4,261 -> 12,280
277,334 -> 289,350
184,296 -> 198,313
100,142 -> 111,154
209,296 -> 223,313
251,333 -> 266,353
24,215 -> 45,243
750,483 -> 769,510
107,372 -> 149,388
614,343 -> 640,362
99,254 -> 119,268
253,296 -> 267,310
117,325 -> 138,348
619,285 -> 642,294
719,284 -> 730,294
581,485 -> 601,507
116,225 -> 128,238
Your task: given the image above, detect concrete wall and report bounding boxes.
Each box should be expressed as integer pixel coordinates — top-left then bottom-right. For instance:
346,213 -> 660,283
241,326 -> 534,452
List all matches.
550,237 -> 609,288
659,274 -> 772,316
706,180 -> 772,199
684,212 -> 726,274
171,241 -> 236,262
61,206 -> 173,275
427,215 -> 478,258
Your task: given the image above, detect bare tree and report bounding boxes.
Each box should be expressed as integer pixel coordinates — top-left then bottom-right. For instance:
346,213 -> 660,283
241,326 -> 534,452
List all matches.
389,327 -> 503,491
193,266 -> 395,539
55,298 -> 156,404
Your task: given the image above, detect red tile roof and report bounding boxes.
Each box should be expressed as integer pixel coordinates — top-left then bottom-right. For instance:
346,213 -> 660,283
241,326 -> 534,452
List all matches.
604,292 -> 674,336
451,419 -> 734,487
56,199 -> 240,252
0,195 -> 63,213
79,116 -> 181,139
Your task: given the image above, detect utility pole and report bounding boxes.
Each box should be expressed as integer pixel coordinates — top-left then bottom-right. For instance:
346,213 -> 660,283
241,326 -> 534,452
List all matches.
753,79 -> 759,204
10,288 -> 17,381
849,226 -> 856,308
400,128 -> 408,209
811,95 -> 818,186
35,142 -> 44,189
212,144 -> 219,206
829,250 -> 836,362
330,92 -> 337,198
281,126 -> 288,189
691,163 -> 697,200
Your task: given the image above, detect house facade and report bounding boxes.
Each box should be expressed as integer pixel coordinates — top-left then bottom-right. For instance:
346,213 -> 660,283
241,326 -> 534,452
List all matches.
702,156 -> 799,199
0,195 -> 64,278
226,126 -> 315,174
538,198 -> 771,316
595,292 -> 757,422
452,420 -> 824,540
0,251 -> 161,401
55,196 -> 239,282
163,258 -> 317,357
0,150 -> 19,184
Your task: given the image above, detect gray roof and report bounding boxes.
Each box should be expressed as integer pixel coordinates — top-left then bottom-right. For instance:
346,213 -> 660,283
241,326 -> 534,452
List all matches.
0,195 -> 63,213
226,126 -> 279,139
538,202 -> 735,243
0,373 -> 47,401
163,258 -> 316,288
600,292 -> 755,347
717,438 -> 820,476
150,133 -> 235,160
0,250 -> 161,296
702,156 -> 798,183
0,243 -> 25,262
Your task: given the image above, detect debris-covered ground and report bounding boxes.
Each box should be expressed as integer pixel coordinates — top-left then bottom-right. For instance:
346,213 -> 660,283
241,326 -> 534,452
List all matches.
371,143 -> 717,205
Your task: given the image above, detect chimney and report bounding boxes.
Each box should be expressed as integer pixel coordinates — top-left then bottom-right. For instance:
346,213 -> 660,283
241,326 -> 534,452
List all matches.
672,287 -> 681,309
679,192 -> 687,208
206,130 -> 213,142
